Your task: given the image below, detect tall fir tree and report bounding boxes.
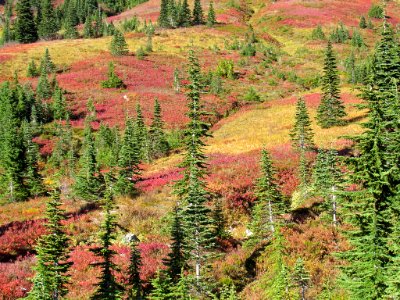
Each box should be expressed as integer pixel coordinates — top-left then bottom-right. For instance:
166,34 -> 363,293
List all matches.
26,189 -> 72,300
91,187 -> 124,300
178,0 -> 191,27
249,149 -> 284,244
115,117 -> 140,196
36,67 -> 52,100
192,0 -> 204,25
149,99 -> 170,159
316,41 -> 347,128
135,103 -> 150,162
173,49 -> 215,282
38,0 -> 58,40
74,118 -> 104,201
128,239 -> 142,300
15,0 -> 38,43
52,86 -> 69,120
290,97 -> 315,152
207,0 -> 216,27
158,0 -> 170,28
40,48 -> 56,74
110,30 -> 129,56
292,258 -> 311,300
27,59 -> 39,78
339,23 -> 400,299
163,206 -> 187,282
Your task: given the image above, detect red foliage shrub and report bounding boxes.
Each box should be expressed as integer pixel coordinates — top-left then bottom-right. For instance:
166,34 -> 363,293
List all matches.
137,168 -> 183,192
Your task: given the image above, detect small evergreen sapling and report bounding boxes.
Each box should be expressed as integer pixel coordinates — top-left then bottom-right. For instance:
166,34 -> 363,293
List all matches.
101,62 -> 126,89
110,30 -> 129,56
207,1 -> 216,27
290,97 -> 315,152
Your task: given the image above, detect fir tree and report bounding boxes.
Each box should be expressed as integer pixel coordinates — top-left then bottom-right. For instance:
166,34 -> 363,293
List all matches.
27,189 -> 71,300
220,284 -> 238,300
36,67 -> 52,100
27,60 -> 40,78
311,24 -> 325,40
163,206 -> 187,282
110,30 -> 129,56
173,49 -> 215,281
52,86 -> 68,120
101,62 -> 126,89
158,0 -> 170,28
38,0 -> 57,40
91,187 -> 124,300
115,117 -> 140,196
212,198 -> 227,239
84,15 -> 94,38
74,119 -> 104,201
1,17 -> 12,44
290,97 -> 315,152
178,0 -> 191,27
292,258 -> 310,300
149,271 -> 173,299
359,16 -> 367,29
312,149 -> 342,227
207,0 -> 216,27
317,41 -> 347,128
128,239 -> 142,300
249,149 -> 284,244
135,103 -> 150,162
351,29 -> 364,48
40,49 -> 56,74
149,99 -> 170,159
15,0 -> 38,43
339,23 -> 400,299
192,0 -> 204,25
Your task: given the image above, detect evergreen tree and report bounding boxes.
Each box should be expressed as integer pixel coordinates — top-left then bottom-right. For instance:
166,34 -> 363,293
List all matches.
38,0 -> 58,40
173,49 -> 215,281
27,60 -> 40,78
207,0 -> 216,27
115,117 -> 140,196
27,189 -> 71,300
167,0 -> 178,28
163,206 -> 187,281
290,97 -> 315,152
339,23 -> 400,299
91,187 -> 124,300
178,0 -> 191,27
149,99 -> 170,159
351,29 -> 364,48
220,284 -> 238,300
212,199 -> 227,239
74,119 -> 104,201
22,121 -> 44,197
84,15 -> 94,38
52,86 -> 69,120
128,239 -> 142,300
173,68 -> 181,92
40,48 -> 56,74
359,16 -> 367,29
135,103 -> 150,162
312,149 -> 342,227
317,41 -> 347,128
158,0 -> 170,28
311,24 -> 325,40
292,258 -> 310,300
101,62 -> 126,88
110,30 -> 129,56
36,68 -> 52,100
249,149 -> 284,244
192,0 -> 204,25
1,17 -> 12,45
15,0 -> 38,43
149,271 -> 173,299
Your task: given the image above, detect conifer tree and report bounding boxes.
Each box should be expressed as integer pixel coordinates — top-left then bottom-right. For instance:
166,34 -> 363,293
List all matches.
15,0 -> 38,43
36,68 -> 52,100
290,97 -> 315,152
101,62 -> 126,89
339,23 -> 400,299
38,0 -> 57,40
1,17 -> 12,45
40,49 -> 56,74
192,0 -> 204,25
359,16 -> 367,29
173,49 -> 214,281
22,121 -> 44,197
173,68 -> 181,92
52,86 -> 69,120
207,0 -> 216,27
74,118 -> 104,201
149,271 -> 172,299
163,206 -> 187,282
84,15 -> 94,38
91,187 -> 124,300
110,30 -> 129,56
249,149 -> 284,245
149,99 -> 170,159
167,0 -> 178,27
312,149 -> 342,227
292,258 -> 310,300
128,239 -> 142,300
212,199 -> 227,239
178,0 -> 191,27
27,60 -> 39,78
158,0 -> 170,28
135,103 -> 150,162
27,189 -> 71,300
317,41 -> 347,128
115,117 -> 140,196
